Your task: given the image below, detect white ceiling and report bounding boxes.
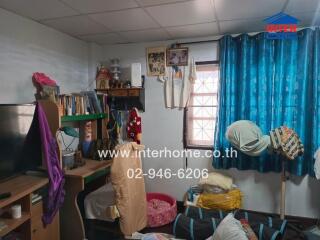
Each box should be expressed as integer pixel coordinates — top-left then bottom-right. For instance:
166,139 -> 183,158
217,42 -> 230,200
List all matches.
0,0 -> 319,45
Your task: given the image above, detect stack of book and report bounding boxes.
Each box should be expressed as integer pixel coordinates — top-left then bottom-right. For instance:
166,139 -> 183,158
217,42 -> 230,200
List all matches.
0,221 -> 7,232
31,193 -> 42,205
58,91 -> 108,116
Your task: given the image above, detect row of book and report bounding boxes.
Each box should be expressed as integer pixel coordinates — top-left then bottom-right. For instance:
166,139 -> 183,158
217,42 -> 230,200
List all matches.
58,91 -> 108,116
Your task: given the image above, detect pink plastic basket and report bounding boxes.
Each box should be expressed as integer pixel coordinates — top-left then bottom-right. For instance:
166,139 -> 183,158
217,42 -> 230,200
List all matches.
147,192 -> 177,227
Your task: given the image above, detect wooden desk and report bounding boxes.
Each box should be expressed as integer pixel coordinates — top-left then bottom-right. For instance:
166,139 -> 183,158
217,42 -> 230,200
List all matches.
61,159 -> 112,240
0,175 -> 59,240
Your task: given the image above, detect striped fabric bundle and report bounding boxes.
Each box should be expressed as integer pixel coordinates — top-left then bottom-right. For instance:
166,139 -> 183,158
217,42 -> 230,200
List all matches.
173,206 -> 287,240
269,126 -> 304,160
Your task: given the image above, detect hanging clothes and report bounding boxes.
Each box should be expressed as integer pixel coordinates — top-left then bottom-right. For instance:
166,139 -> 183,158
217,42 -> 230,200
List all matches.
127,108 -> 142,144
25,103 -> 65,225
164,59 -> 196,109
107,109 -> 121,149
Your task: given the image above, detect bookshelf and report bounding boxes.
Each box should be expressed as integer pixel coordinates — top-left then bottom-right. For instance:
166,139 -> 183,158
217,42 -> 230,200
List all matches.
39,100 -> 111,240
58,91 -> 108,117
39,100 -> 108,166
0,212 -> 30,237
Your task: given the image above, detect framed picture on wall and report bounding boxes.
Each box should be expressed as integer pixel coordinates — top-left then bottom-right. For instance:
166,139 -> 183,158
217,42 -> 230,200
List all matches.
146,46 -> 166,76
166,47 -> 189,66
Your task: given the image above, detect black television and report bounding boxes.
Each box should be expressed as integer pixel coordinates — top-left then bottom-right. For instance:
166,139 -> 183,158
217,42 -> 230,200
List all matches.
0,103 -> 42,182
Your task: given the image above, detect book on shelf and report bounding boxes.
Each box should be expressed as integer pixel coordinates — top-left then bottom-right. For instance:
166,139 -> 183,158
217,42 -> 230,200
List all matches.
58,91 -> 108,117
0,221 -> 7,232
96,92 -> 108,114
31,193 -> 42,204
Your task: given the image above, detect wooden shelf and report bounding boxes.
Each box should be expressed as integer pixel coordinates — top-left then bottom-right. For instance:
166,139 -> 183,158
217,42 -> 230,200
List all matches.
0,175 -> 48,209
61,113 -> 107,122
0,212 -> 30,237
96,87 -> 143,97
0,175 -> 57,239
96,88 -> 145,111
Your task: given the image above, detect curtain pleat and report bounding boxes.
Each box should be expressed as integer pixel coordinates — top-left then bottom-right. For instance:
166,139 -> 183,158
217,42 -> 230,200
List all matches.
214,28 -> 320,176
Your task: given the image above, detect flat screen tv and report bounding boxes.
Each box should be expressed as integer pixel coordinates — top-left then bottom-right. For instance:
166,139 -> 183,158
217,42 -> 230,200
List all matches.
0,103 -> 42,182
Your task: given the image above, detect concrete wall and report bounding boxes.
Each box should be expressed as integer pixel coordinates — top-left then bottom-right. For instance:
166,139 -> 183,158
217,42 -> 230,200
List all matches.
0,8 -> 89,103
87,42 -> 103,91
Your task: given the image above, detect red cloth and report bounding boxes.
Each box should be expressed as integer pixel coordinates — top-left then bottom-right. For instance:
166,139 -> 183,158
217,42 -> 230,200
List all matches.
32,72 -> 57,91
127,108 -> 142,144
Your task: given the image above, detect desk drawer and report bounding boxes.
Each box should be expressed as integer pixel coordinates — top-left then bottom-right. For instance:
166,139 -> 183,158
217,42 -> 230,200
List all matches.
128,89 -> 140,96
109,89 -> 127,96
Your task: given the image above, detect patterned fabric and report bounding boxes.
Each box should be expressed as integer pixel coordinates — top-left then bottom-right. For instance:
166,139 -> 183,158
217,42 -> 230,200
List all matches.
240,219 -> 258,240
147,193 -> 177,228
127,108 -> 142,144
270,126 -> 304,160
147,199 -> 176,227
179,206 -> 287,240
214,28 -> 320,176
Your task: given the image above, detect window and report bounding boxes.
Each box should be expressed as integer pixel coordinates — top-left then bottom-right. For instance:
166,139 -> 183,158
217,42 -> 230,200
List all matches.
184,61 -> 219,149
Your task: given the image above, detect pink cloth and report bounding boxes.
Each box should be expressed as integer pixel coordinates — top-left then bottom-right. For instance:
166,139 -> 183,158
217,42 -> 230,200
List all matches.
32,72 -> 57,88
148,199 -> 171,214
147,193 -> 177,227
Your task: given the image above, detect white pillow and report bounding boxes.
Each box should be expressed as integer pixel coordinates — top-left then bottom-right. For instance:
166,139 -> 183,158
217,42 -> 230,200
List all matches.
198,172 -> 233,190
212,213 -> 248,240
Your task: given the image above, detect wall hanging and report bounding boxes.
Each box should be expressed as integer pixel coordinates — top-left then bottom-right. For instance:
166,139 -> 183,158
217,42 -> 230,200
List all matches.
146,46 -> 166,76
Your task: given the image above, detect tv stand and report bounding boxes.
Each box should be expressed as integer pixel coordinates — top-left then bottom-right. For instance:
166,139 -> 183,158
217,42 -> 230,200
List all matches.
0,175 -> 59,240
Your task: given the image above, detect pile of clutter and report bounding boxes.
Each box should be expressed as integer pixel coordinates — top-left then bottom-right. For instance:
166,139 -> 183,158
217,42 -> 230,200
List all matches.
185,172 -> 242,211
32,72 -> 59,102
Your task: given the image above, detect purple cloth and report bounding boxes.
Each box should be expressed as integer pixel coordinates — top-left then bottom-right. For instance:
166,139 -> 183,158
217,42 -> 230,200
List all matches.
27,103 -> 65,226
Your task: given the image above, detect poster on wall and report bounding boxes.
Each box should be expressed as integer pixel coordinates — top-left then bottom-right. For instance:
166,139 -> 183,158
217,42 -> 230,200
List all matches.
146,47 -> 166,76
166,47 -> 188,66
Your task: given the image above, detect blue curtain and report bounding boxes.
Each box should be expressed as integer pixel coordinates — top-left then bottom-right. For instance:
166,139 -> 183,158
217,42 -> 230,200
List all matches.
213,28 -> 320,176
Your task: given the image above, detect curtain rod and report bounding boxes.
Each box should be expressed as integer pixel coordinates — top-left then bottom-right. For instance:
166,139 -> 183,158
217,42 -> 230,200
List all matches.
176,39 -> 219,45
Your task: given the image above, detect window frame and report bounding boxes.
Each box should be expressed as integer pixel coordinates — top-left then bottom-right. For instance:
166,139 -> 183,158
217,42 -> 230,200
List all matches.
183,60 -> 220,150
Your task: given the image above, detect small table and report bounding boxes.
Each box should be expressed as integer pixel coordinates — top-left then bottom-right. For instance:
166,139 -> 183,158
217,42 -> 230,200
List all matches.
60,159 -> 112,240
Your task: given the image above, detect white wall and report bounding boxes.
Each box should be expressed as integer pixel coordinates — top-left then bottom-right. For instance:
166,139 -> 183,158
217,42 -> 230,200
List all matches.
0,8 -> 89,103
87,42 -> 103,91
103,38 -> 320,219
